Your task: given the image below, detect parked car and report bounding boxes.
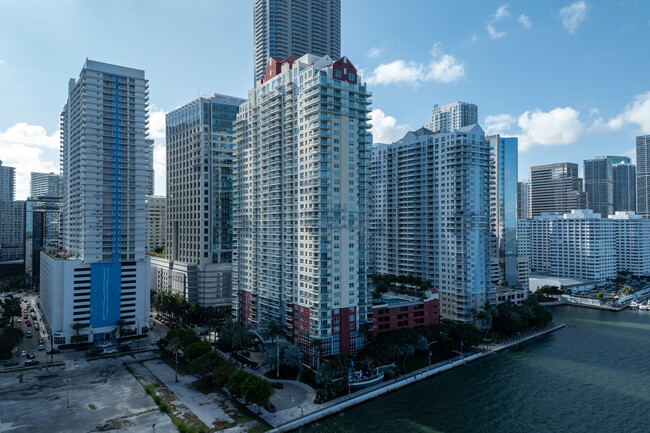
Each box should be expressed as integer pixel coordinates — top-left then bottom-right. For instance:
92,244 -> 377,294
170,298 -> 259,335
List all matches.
25,360 -> 40,367
26,353 -> 35,359
3,360 -> 18,367
34,324 -> 39,331
38,338 -> 44,344
102,349 -> 117,355
20,350 -> 26,357
38,344 -> 45,351
264,402 -> 277,413
271,382 -> 284,389
17,318 -> 22,323
97,342 -> 112,348
26,331 -> 32,338
25,321 -> 31,327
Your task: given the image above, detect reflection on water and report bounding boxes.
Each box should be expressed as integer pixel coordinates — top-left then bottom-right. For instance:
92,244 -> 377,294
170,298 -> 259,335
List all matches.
303,306 -> 650,433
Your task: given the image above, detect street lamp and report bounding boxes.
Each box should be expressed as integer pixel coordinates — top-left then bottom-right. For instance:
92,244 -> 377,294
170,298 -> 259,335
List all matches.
63,378 -> 71,408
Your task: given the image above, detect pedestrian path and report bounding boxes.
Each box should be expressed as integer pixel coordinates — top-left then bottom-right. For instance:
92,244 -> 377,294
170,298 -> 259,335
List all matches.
143,360 -> 234,427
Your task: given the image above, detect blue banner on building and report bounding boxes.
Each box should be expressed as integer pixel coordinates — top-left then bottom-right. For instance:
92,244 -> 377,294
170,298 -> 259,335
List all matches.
90,262 -> 121,328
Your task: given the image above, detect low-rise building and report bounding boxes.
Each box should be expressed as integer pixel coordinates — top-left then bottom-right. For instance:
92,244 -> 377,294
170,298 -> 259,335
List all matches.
372,290 -> 439,335
496,286 -> 528,305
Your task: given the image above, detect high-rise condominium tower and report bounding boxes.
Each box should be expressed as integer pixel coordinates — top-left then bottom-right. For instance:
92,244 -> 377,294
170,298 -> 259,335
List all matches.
150,93 -> 244,307
40,60 -> 151,348
0,161 -> 24,267
424,101 -> 478,133
253,0 -> 341,83
530,162 -> 586,216
487,135 -> 519,286
30,172 -> 61,198
584,156 -> 613,217
636,135 -> 650,217
234,54 -> 371,357
613,161 -> 636,212
371,125 -> 492,321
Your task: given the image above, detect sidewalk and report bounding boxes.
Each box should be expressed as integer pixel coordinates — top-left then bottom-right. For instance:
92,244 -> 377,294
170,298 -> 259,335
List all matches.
143,360 -> 234,427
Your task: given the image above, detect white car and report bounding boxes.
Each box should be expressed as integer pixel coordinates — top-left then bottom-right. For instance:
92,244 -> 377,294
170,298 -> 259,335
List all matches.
102,349 -> 117,354
17,318 -> 22,323
97,342 -> 112,348
20,350 -> 26,357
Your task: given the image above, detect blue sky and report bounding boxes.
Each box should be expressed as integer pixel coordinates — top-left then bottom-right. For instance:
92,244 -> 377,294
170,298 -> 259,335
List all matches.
1,0 -> 649,199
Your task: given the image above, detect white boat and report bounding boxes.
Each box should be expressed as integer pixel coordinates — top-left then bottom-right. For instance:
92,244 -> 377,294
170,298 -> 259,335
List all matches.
639,302 -> 650,311
630,301 -> 640,309
348,368 -> 385,388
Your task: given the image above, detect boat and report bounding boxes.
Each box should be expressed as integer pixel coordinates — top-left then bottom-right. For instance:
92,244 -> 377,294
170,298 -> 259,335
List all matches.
639,301 -> 650,311
348,367 -> 385,388
630,301 -> 640,309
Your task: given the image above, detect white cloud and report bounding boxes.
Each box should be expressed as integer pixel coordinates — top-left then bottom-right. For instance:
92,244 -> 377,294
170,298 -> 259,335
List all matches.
487,24 -> 507,39
365,43 -> 465,86
517,107 -> 584,151
495,5 -> 510,19
0,123 -> 61,200
367,47 -> 382,58
153,143 -> 166,196
591,91 -> 650,134
487,5 -> 510,39
518,14 -> 532,29
149,105 -> 166,139
484,114 -> 516,135
370,109 -> 410,144
559,1 -> 587,33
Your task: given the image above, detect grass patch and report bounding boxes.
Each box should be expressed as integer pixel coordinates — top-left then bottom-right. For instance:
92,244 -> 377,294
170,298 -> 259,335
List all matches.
88,403 -> 97,410
18,374 -> 23,383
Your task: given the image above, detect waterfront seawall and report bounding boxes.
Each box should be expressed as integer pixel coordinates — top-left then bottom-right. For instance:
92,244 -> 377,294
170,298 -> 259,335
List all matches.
269,323 -> 566,432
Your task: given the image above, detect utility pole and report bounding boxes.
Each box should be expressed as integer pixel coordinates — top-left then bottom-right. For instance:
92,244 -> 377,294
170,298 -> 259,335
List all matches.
63,378 -> 71,408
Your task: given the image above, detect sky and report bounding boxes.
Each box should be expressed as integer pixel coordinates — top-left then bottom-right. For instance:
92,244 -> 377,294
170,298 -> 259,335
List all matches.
1,0 -> 649,200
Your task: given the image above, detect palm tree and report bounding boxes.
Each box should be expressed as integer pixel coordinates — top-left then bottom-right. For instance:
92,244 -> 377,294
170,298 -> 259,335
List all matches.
233,324 -> 251,352
70,322 -> 89,347
167,336 -> 182,382
264,321 -> 286,377
115,319 -> 128,340
309,339 -> 322,369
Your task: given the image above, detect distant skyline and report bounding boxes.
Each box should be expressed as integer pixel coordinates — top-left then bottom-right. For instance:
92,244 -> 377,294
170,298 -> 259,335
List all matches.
1,0 -> 649,200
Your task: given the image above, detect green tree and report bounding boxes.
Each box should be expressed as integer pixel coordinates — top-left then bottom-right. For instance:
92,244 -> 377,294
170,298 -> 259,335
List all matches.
115,319 -> 128,340
184,341 -> 211,361
213,364 -> 232,388
188,351 -> 225,383
263,320 -> 286,376
167,337 -> 182,383
242,375 -> 274,411
70,322 -> 89,346
0,296 -> 21,327
227,370 -> 250,399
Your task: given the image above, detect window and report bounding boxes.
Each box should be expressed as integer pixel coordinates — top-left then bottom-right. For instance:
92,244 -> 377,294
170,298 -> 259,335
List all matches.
334,70 -> 342,78
348,73 -> 356,81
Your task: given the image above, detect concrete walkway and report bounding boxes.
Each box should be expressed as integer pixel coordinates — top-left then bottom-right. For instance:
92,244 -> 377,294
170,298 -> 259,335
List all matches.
143,360 -> 234,426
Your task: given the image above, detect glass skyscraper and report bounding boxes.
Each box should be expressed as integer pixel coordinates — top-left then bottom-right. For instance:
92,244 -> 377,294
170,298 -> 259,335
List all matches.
150,93 -> 245,307
487,135 -> 519,286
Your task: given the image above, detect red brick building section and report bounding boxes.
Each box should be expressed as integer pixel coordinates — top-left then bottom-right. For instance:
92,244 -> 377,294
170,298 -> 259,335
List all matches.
372,290 -> 440,335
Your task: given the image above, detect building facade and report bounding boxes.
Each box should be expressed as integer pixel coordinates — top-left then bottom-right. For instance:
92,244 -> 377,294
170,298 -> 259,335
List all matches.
372,290 -> 439,335
145,195 -> 166,252
0,161 -> 25,275
253,0 -> 341,83
487,135 -> 519,286
636,135 -> 650,217
517,180 -> 531,219
530,162 -> 586,216
520,209 -> 650,280
234,54 -> 371,358
40,60 -> 151,348
424,101 -> 478,133
613,161 -> 636,212
370,125 -> 492,321
25,196 -> 61,289
584,156 -> 613,217
150,93 -> 244,308
30,172 -> 61,198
